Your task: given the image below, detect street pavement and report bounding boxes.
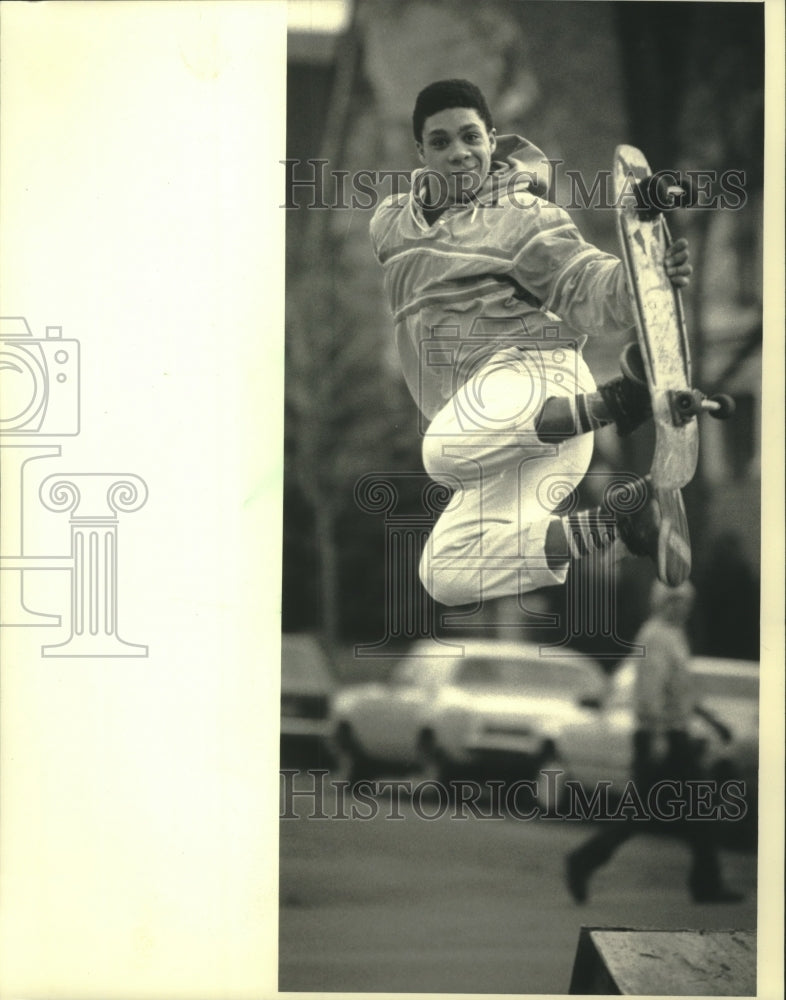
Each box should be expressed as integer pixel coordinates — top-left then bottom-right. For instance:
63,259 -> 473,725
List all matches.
278,772 -> 758,995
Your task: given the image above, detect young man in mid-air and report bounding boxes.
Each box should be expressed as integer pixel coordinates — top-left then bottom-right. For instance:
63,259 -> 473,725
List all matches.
370,79 -> 693,607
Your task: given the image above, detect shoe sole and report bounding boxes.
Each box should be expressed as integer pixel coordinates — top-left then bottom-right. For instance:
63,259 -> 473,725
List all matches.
620,341 -> 647,385
654,487 -> 691,586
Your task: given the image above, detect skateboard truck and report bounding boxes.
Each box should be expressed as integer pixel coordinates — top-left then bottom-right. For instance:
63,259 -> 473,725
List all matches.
621,343 -> 737,428
669,389 -> 736,426
632,174 -> 693,221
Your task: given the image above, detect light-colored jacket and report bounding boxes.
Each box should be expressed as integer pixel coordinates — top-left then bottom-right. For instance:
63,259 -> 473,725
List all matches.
633,617 -> 695,733
370,134 -> 635,420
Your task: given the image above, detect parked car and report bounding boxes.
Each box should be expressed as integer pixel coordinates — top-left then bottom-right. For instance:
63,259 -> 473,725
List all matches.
548,655 -> 759,832
327,639 -> 606,787
280,633 -> 335,765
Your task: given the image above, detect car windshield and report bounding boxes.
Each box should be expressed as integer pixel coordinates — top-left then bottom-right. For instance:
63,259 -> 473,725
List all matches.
452,657 -> 585,691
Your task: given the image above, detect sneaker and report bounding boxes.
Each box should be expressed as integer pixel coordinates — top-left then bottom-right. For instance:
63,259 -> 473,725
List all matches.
612,476 -> 692,586
598,342 -> 652,436
619,340 -> 648,384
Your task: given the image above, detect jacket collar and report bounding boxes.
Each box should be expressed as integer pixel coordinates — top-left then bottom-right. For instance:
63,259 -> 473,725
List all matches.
407,132 -> 552,227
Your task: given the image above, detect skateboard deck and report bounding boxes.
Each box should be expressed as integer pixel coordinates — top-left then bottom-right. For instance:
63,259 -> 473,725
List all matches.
613,145 -> 698,491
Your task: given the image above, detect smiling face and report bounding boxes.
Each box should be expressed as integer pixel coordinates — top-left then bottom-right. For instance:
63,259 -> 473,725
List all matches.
416,107 -> 497,207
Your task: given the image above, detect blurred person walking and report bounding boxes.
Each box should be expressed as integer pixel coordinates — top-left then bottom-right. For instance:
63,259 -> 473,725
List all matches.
565,579 -> 744,904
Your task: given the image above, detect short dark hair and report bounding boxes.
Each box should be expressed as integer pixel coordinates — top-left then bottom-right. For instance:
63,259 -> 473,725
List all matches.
412,79 -> 494,143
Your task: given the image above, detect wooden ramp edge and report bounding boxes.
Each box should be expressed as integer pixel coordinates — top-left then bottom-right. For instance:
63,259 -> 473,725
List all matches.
568,926 -> 756,996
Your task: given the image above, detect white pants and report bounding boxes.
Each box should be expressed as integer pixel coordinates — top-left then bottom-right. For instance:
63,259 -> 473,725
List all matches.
420,346 -> 597,606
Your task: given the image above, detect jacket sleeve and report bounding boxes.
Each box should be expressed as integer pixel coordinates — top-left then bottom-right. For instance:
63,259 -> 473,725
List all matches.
369,194 -> 406,263
505,199 -> 635,336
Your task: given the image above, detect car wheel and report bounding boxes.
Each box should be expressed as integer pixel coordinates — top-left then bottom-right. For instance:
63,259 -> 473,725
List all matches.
328,724 -> 372,786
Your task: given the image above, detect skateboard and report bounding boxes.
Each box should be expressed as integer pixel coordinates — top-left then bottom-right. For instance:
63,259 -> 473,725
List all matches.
614,144 -> 733,490
613,145 -> 733,584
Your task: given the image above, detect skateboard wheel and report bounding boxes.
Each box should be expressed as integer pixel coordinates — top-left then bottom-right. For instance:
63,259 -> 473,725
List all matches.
633,172 -> 687,219
633,175 -> 663,219
707,393 -> 736,419
654,175 -> 677,209
670,174 -> 695,208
